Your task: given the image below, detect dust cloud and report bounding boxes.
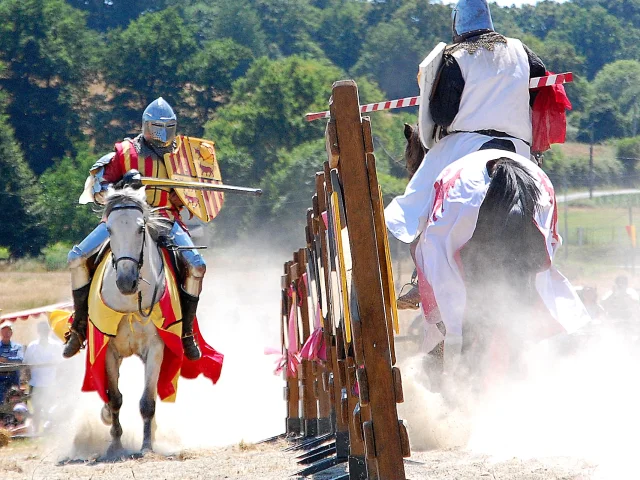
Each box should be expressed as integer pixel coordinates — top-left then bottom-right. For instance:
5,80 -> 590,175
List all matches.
43,243 -> 288,460
396,315 -> 640,477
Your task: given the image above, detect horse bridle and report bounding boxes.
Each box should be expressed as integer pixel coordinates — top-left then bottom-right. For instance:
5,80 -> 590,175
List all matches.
108,204 -> 164,318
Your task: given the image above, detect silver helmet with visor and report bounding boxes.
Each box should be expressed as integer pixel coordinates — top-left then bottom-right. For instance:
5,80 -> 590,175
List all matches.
142,97 -> 177,147
452,0 -> 494,42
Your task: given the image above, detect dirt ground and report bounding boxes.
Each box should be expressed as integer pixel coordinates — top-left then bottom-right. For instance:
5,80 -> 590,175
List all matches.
0,250 -> 636,480
0,436 -> 597,480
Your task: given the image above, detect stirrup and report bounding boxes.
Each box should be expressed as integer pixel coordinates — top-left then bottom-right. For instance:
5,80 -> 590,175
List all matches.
396,283 -> 421,310
63,329 -> 86,358
64,328 -> 86,348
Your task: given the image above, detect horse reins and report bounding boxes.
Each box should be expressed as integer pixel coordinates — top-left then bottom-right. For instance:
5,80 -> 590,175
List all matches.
108,204 -> 164,319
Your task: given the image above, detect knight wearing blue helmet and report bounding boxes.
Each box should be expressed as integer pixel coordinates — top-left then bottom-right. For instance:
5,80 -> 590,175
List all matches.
64,98 -> 205,361
388,0 -> 546,310
430,0 -> 546,155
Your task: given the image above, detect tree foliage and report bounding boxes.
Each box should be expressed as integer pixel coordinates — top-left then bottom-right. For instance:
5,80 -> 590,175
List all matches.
99,7 -> 197,142
39,144 -> 99,244
0,113 -> 47,257
4,0 -> 640,250
0,0 -> 98,174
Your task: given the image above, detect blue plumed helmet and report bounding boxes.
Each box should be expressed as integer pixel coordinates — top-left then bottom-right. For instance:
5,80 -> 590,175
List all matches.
452,0 -> 494,42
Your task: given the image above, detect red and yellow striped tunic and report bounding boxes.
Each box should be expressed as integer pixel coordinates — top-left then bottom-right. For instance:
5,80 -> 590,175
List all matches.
102,140 -> 180,220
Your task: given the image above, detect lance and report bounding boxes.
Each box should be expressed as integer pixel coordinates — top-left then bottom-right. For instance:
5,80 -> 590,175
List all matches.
140,177 -> 263,196
305,72 -> 574,122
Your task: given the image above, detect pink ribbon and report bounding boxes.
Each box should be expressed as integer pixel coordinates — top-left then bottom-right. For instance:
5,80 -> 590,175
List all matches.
264,284 -> 302,378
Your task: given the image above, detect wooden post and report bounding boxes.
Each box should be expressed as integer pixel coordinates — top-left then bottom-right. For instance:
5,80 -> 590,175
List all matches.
284,261 -> 301,436
296,248 -> 319,437
329,80 -> 407,479
324,158 -> 369,479
307,208 -> 334,435
316,170 -> 350,457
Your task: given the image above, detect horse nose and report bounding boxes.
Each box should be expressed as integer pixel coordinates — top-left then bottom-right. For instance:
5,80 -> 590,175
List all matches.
116,263 -> 139,295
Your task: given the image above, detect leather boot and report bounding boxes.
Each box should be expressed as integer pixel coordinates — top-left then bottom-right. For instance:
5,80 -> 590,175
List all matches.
63,284 -> 91,358
180,289 -> 202,361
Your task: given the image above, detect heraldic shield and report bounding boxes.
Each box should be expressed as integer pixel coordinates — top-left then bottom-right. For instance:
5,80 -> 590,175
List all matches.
164,135 -> 225,222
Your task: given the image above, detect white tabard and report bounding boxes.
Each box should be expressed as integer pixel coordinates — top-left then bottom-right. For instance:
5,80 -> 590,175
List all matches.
399,149 -> 590,352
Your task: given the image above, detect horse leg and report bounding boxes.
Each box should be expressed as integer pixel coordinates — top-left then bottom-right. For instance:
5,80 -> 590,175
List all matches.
140,338 -> 164,452
105,343 -> 124,457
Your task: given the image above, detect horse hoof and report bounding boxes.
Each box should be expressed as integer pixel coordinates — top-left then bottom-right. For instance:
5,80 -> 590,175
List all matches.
100,405 -> 112,426
105,443 -> 125,460
141,445 -> 153,454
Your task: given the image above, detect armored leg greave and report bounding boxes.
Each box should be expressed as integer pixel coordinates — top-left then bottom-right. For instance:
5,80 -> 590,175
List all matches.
170,222 -> 206,361
64,224 -> 109,358
179,288 -> 201,361
68,223 -> 109,290
170,222 -> 207,296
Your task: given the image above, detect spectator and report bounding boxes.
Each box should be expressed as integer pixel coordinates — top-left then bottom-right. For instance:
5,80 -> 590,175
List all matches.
601,275 -> 640,321
0,387 -> 25,428
0,320 -> 24,404
23,322 -> 62,433
3,403 -> 33,436
577,286 -> 606,320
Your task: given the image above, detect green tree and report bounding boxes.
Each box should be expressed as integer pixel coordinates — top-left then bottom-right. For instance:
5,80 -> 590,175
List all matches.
314,0 -> 368,71
366,0 -> 404,25
0,113 -> 47,258
617,136 -> 640,180
66,0 -> 172,31
574,0 -> 640,29
578,93 -> 627,142
511,1 -> 565,39
353,19 -> 423,99
39,144 -> 99,244
551,5 -> 623,79
181,39 -> 254,136
0,0 -> 99,174
253,0 -> 324,57
533,36 -> 586,78
100,7 -> 197,143
263,139 -> 326,238
354,1 -> 450,99
204,56 -> 358,184
183,0 -> 268,57
592,60 -> 640,124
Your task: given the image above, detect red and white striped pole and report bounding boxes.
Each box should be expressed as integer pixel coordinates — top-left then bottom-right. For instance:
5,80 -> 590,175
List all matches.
305,72 -> 573,122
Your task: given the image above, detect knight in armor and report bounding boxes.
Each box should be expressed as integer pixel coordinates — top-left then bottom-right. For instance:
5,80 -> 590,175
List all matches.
388,0 -> 546,308
64,97 -> 204,361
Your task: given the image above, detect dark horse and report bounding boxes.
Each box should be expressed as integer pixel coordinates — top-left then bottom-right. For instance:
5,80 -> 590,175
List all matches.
403,124 -> 548,385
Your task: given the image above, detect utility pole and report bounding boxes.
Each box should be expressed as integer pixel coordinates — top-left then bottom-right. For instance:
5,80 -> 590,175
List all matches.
630,200 -> 635,274
633,96 -> 638,138
589,123 -> 594,199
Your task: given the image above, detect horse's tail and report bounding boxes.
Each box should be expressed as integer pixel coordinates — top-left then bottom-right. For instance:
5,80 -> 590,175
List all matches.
470,157 -> 547,274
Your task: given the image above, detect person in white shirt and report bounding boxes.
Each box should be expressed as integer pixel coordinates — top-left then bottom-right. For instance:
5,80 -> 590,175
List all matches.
601,275 -> 640,321
23,322 -> 62,433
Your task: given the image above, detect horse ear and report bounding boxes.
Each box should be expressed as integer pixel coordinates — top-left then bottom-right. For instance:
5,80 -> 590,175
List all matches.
485,159 -> 498,176
404,123 -> 413,141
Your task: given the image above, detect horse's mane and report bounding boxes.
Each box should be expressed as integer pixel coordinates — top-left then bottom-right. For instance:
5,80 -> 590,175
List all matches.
103,187 -> 173,239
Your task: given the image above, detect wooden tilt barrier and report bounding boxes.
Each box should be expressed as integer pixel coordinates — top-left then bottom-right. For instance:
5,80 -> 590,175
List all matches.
278,80 -> 409,480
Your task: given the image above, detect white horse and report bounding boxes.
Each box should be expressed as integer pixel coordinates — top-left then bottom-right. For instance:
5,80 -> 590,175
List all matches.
98,187 -> 172,456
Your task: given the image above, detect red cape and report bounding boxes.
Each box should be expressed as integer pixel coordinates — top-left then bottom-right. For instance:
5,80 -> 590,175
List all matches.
78,250 -> 223,403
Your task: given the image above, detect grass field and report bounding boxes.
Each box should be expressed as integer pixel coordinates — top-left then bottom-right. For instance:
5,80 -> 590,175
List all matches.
0,269 -> 70,313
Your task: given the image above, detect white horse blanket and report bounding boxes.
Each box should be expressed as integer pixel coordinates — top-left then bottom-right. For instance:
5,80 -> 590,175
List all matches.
386,149 -> 590,353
